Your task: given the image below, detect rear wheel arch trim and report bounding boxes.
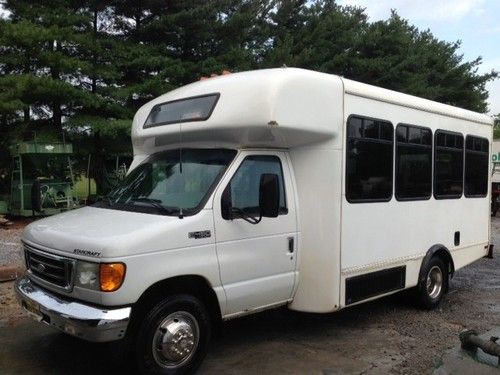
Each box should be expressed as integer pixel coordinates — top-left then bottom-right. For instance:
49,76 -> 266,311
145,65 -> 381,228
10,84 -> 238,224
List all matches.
419,244 -> 455,284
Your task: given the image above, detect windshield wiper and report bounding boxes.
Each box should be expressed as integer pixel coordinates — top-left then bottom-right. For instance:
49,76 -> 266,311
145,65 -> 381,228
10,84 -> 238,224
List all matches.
95,195 -> 114,206
130,198 -> 181,217
106,196 -> 114,207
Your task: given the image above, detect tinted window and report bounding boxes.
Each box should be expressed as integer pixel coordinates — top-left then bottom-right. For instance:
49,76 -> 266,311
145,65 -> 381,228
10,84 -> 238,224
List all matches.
396,124 -> 432,200
346,116 -> 393,202
144,94 -> 219,128
225,155 -> 287,216
465,136 -> 488,197
434,130 -> 464,198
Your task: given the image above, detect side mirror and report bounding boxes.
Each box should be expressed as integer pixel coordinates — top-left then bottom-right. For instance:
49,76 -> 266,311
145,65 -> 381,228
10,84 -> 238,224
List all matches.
221,187 -> 232,220
259,173 -> 280,218
31,179 -> 42,213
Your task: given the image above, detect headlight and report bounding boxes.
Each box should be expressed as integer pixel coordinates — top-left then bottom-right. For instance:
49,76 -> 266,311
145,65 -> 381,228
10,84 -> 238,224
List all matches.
74,261 -> 126,292
75,261 -> 100,290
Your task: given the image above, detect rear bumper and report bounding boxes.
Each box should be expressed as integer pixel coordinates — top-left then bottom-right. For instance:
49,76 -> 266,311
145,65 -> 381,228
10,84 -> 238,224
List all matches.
15,275 -> 131,342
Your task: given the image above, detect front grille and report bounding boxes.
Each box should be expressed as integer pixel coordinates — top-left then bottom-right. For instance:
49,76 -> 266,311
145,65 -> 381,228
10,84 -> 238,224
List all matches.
24,245 -> 74,290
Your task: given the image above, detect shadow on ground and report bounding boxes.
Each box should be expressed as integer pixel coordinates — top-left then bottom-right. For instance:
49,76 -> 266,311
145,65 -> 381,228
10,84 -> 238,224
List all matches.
1,292 -> 414,374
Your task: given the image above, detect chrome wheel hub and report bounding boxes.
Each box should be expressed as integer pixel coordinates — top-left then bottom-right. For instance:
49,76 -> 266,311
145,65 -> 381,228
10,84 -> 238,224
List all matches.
426,265 -> 443,299
152,311 -> 199,368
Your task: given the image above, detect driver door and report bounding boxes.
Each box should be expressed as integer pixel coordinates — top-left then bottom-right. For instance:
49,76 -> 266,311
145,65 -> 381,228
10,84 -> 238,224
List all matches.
213,151 -> 298,316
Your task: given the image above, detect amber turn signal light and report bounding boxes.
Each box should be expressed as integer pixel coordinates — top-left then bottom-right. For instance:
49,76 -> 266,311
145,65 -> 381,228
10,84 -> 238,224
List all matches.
100,263 -> 126,292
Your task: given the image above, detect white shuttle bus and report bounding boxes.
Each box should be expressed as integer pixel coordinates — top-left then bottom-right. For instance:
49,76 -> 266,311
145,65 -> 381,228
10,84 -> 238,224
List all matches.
16,68 -> 493,374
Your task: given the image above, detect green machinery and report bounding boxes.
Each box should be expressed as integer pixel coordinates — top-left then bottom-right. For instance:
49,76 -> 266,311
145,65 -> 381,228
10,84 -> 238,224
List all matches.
4,141 -> 80,216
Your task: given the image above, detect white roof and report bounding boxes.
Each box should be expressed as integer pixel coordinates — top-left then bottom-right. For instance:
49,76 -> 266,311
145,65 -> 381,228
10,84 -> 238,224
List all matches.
343,78 -> 492,126
131,68 -> 493,155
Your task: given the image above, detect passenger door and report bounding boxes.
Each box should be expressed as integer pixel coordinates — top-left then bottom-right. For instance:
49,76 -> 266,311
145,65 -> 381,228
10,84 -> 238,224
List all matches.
213,151 -> 298,316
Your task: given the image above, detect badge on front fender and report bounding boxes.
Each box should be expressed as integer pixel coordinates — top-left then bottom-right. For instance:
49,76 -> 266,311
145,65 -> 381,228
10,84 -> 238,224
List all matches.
188,230 -> 211,239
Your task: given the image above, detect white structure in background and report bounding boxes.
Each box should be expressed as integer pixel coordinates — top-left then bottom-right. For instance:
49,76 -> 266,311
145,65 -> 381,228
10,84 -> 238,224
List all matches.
492,141 -> 500,181
491,140 -> 500,215
15,68 -> 493,374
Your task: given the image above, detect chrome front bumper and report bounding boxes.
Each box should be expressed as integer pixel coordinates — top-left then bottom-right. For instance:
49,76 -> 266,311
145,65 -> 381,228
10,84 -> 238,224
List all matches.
15,275 -> 131,342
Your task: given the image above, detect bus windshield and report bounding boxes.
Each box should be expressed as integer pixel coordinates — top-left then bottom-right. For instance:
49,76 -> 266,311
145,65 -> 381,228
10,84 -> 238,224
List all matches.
97,148 -> 237,216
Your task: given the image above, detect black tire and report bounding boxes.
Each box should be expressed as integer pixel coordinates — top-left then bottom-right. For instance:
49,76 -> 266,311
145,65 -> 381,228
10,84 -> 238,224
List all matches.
417,257 -> 448,309
135,294 -> 211,375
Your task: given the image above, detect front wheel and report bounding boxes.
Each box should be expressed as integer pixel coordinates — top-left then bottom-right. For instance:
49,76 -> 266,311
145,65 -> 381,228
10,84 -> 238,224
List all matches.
417,257 -> 448,309
135,294 -> 211,375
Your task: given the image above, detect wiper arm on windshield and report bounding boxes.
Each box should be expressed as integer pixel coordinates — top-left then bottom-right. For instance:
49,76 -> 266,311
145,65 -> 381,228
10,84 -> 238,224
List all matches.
106,196 -> 114,206
96,195 -> 114,206
130,197 -> 182,217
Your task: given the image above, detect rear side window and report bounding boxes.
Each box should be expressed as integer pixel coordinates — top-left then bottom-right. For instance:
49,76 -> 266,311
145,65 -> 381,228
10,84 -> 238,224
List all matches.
144,93 -> 219,128
395,124 -> 432,200
346,116 -> 394,202
465,136 -> 489,197
434,130 -> 464,199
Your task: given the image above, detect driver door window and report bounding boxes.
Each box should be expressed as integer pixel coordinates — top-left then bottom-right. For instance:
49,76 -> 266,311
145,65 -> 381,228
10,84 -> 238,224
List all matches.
223,155 -> 287,219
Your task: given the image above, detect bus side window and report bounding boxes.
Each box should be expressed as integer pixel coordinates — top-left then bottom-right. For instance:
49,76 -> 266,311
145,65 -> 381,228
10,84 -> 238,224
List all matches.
346,116 -> 394,203
434,130 -> 464,199
464,135 -> 489,197
395,124 -> 432,201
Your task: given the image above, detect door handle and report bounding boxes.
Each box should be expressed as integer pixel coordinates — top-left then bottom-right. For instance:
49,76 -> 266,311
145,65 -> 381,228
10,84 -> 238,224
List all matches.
288,237 -> 294,253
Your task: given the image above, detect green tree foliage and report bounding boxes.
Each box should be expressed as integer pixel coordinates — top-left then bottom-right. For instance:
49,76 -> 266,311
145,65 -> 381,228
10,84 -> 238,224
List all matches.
349,11 -> 496,112
494,114 -> 500,139
0,1 -> 96,130
0,0 -> 498,137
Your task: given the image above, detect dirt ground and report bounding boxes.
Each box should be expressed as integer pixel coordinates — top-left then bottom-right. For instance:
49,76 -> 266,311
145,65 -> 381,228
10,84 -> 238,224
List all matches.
0,218 -> 499,374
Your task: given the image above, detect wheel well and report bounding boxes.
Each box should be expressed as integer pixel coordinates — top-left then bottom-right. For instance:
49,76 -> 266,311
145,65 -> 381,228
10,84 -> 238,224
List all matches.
129,275 -> 222,334
433,248 -> 455,276
420,245 -> 455,282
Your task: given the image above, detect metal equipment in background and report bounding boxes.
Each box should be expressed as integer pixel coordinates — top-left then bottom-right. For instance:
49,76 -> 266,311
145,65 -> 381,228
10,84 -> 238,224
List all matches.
83,154 -> 131,204
460,329 -> 500,367
5,141 -> 80,216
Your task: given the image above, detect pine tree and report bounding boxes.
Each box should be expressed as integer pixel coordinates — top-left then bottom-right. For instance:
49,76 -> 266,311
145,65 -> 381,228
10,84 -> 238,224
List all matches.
347,11 -> 497,112
0,0 -> 97,131
292,1 -> 368,74
66,0 -> 130,136
110,0 -> 179,112
261,0 -> 308,67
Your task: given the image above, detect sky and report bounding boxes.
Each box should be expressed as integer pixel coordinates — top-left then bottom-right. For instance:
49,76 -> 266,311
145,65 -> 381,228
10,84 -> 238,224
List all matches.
338,0 -> 500,116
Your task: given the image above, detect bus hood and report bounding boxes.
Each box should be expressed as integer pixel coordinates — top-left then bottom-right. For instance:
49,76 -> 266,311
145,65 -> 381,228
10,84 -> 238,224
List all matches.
22,206 -> 214,259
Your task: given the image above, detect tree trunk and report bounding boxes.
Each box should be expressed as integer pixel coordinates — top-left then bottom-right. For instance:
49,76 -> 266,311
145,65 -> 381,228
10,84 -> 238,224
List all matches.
93,131 -> 105,196
23,107 -> 30,123
91,8 -> 98,94
53,104 -> 62,129
51,39 -> 62,130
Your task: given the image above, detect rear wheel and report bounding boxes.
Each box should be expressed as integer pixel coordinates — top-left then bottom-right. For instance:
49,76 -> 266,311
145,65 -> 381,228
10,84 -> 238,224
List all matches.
417,257 -> 448,309
135,294 -> 211,375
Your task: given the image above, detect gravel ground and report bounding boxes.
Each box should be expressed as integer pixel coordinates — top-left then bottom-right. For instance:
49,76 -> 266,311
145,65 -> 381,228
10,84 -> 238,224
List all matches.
0,217 -> 499,374
0,221 -> 27,327
0,224 -> 24,268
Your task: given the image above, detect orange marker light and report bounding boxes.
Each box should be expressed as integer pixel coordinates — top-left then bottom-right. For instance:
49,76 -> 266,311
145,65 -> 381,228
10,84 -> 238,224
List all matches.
100,263 -> 126,292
